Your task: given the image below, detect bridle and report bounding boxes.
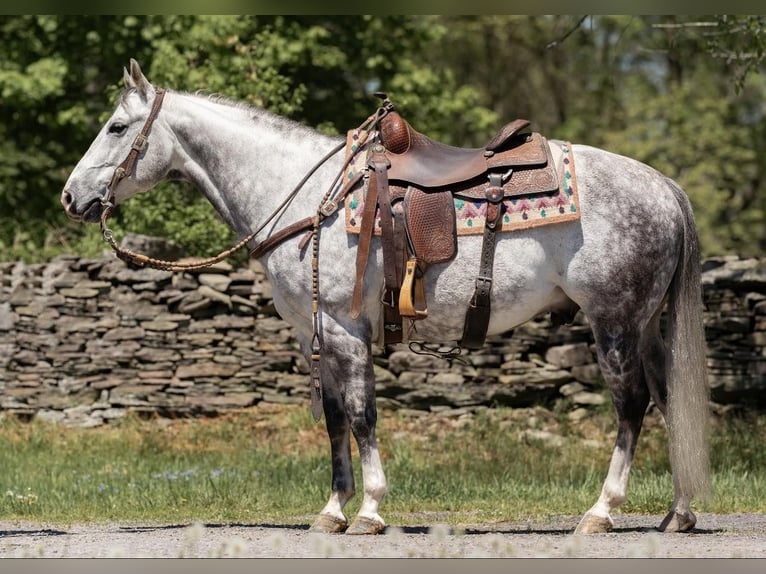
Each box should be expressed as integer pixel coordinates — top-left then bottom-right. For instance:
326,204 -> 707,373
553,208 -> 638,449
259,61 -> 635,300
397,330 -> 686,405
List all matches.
98,86 -> 318,272
97,87 -> 367,273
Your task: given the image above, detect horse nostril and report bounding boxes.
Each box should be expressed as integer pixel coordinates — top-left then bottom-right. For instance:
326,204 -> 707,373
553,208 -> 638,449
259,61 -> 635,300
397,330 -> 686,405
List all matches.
62,190 -> 74,209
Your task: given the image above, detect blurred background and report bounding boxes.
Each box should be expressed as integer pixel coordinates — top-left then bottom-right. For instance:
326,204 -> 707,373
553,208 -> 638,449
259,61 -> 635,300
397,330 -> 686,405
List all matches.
1,15 -> 764,262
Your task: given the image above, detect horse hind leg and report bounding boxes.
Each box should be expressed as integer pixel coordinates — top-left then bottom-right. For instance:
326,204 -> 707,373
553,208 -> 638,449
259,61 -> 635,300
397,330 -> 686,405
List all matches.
641,313 -> 698,533
575,318 -> 651,535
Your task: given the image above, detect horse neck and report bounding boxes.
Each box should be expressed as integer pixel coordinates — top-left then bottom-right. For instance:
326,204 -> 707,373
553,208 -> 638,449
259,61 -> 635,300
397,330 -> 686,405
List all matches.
164,92 -> 345,239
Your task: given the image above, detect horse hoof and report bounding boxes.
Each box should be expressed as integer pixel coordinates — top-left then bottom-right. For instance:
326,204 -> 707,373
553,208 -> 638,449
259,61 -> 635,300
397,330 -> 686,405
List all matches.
309,514 -> 348,534
574,512 -> 613,534
345,515 -> 386,535
658,510 -> 696,532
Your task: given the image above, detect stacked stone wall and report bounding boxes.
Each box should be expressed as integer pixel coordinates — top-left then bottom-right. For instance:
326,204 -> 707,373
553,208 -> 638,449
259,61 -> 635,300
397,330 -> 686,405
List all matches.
1,252 -> 764,426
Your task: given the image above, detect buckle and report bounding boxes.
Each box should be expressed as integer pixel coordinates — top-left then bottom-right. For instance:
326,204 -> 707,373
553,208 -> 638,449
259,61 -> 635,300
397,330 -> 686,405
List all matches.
131,133 -> 148,152
475,276 -> 492,290
319,199 -> 339,217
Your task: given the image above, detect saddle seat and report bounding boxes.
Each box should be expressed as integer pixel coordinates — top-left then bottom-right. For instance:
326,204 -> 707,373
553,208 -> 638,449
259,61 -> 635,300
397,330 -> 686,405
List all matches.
380,110 -> 542,190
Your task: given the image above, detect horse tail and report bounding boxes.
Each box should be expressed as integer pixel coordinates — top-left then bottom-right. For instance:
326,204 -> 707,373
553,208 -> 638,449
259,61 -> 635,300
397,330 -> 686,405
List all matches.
665,181 -> 711,502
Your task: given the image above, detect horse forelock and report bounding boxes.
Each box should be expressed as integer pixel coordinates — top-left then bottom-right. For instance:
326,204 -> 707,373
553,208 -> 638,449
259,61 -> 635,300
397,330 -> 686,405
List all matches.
117,87 -> 137,107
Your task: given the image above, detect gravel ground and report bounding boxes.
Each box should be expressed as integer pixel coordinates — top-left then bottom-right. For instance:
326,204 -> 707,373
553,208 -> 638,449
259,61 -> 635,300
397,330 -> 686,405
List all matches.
1,513 -> 766,558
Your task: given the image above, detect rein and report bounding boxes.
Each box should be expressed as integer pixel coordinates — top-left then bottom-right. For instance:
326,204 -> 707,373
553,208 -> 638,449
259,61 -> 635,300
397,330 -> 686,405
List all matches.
98,87 -> 369,272
98,87 -> 382,422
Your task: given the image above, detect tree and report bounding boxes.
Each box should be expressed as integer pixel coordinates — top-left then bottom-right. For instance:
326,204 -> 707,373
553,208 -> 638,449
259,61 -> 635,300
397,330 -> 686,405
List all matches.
0,15 -> 497,260
596,15 -> 766,255
1,15 -> 764,260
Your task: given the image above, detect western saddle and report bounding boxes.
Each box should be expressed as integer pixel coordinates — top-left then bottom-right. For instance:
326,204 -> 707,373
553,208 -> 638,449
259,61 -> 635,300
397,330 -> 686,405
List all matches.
351,95 -> 559,349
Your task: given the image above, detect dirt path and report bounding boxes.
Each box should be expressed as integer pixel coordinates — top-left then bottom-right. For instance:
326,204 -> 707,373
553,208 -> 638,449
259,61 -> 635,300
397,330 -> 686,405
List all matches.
1,513 -> 765,558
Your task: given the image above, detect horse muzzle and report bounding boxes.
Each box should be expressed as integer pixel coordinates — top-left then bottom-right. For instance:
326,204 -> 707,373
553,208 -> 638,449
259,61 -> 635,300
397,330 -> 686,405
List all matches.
61,188 -> 105,223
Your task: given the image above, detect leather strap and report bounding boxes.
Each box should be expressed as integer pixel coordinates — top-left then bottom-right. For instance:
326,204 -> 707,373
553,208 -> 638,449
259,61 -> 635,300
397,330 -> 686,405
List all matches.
310,347 -> 323,421
106,88 -> 166,198
369,146 -> 405,343
392,201 -> 407,299
372,147 -> 398,294
461,172 -> 506,349
350,160 -> 381,318
249,171 -> 364,260
249,216 -> 313,259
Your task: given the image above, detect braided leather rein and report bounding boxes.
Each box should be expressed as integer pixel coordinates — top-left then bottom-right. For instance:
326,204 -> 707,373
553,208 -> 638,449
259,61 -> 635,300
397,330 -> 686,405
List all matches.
98,87 -> 365,272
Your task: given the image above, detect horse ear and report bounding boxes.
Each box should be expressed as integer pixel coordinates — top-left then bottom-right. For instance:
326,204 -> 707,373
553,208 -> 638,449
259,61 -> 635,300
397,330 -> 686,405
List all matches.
123,66 -> 136,90
127,58 -> 153,99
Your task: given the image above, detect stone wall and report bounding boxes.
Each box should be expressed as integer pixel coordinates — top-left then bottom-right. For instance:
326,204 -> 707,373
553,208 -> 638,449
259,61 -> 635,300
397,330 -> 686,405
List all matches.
1,251 -> 764,426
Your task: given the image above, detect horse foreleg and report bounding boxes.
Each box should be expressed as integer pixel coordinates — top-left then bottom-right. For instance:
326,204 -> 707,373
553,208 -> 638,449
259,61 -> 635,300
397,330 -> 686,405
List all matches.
345,427 -> 387,535
344,347 -> 387,535
308,325 -> 386,535
575,326 -> 650,534
309,384 -> 355,533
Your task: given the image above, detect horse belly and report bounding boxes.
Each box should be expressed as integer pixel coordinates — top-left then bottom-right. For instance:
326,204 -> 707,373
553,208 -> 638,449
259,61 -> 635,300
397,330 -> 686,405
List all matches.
407,235 -> 564,342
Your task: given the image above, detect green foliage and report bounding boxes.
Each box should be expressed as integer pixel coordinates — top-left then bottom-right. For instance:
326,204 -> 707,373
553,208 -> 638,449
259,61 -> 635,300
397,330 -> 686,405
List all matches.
1,15 -> 765,261
709,15 -> 766,91
114,184 -> 239,263
600,74 -> 761,255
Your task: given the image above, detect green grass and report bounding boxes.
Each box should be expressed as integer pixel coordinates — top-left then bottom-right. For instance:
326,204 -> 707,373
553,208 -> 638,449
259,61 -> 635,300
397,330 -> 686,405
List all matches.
1,404 -> 765,526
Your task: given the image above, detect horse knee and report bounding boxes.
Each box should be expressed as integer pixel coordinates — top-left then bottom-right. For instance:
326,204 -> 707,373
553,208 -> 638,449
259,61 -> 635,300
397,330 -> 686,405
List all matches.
596,334 -> 639,378
593,331 -> 651,418
349,410 -> 378,449
347,402 -> 377,435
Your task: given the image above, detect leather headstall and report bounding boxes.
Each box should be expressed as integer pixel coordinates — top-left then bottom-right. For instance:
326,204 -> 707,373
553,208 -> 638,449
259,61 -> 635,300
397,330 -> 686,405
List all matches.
101,88 -> 167,208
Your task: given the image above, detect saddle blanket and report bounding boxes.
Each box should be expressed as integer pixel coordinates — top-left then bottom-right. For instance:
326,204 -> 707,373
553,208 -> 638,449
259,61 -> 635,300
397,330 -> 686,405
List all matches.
342,129 -> 580,235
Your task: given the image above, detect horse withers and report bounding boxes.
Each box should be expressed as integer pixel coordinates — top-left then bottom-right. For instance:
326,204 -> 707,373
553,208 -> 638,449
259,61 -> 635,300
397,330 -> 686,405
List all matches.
62,59 -> 710,535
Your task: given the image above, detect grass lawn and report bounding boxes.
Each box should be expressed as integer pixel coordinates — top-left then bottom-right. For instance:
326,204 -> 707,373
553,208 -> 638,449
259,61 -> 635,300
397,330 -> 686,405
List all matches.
1,402 -> 764,526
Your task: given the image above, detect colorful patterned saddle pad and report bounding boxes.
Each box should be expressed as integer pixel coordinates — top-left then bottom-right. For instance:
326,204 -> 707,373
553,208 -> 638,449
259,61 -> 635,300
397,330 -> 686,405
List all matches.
343,129 -> 580,237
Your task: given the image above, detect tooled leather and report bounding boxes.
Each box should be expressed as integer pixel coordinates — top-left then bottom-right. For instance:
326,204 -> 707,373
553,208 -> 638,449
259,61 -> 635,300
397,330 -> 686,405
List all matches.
403,187 -> 457,266
453,163 -> 559,200
380,112 -> 411,154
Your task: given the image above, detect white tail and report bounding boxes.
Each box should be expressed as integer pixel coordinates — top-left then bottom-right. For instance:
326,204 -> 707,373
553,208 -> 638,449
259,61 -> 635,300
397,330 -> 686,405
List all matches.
666,182 -> 711,501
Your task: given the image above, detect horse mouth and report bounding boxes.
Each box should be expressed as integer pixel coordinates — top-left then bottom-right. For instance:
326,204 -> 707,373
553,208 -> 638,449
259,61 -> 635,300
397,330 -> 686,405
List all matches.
65,197 -> 104,223
81,199 -> 105,223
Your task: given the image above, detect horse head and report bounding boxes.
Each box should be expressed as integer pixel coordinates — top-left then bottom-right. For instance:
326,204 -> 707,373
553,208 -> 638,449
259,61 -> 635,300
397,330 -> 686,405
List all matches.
62,59 -> 174,223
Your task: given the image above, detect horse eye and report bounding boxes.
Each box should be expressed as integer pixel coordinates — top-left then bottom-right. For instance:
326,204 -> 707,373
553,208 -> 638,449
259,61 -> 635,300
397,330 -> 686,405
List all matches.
108,123 -> 128,135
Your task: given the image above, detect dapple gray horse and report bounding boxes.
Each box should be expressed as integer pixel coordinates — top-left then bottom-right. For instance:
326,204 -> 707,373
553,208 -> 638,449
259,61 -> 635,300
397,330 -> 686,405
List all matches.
62,60 -> 710,535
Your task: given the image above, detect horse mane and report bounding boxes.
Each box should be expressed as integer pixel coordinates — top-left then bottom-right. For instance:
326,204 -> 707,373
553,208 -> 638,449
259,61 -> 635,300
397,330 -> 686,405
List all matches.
186,90 -> 326,139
